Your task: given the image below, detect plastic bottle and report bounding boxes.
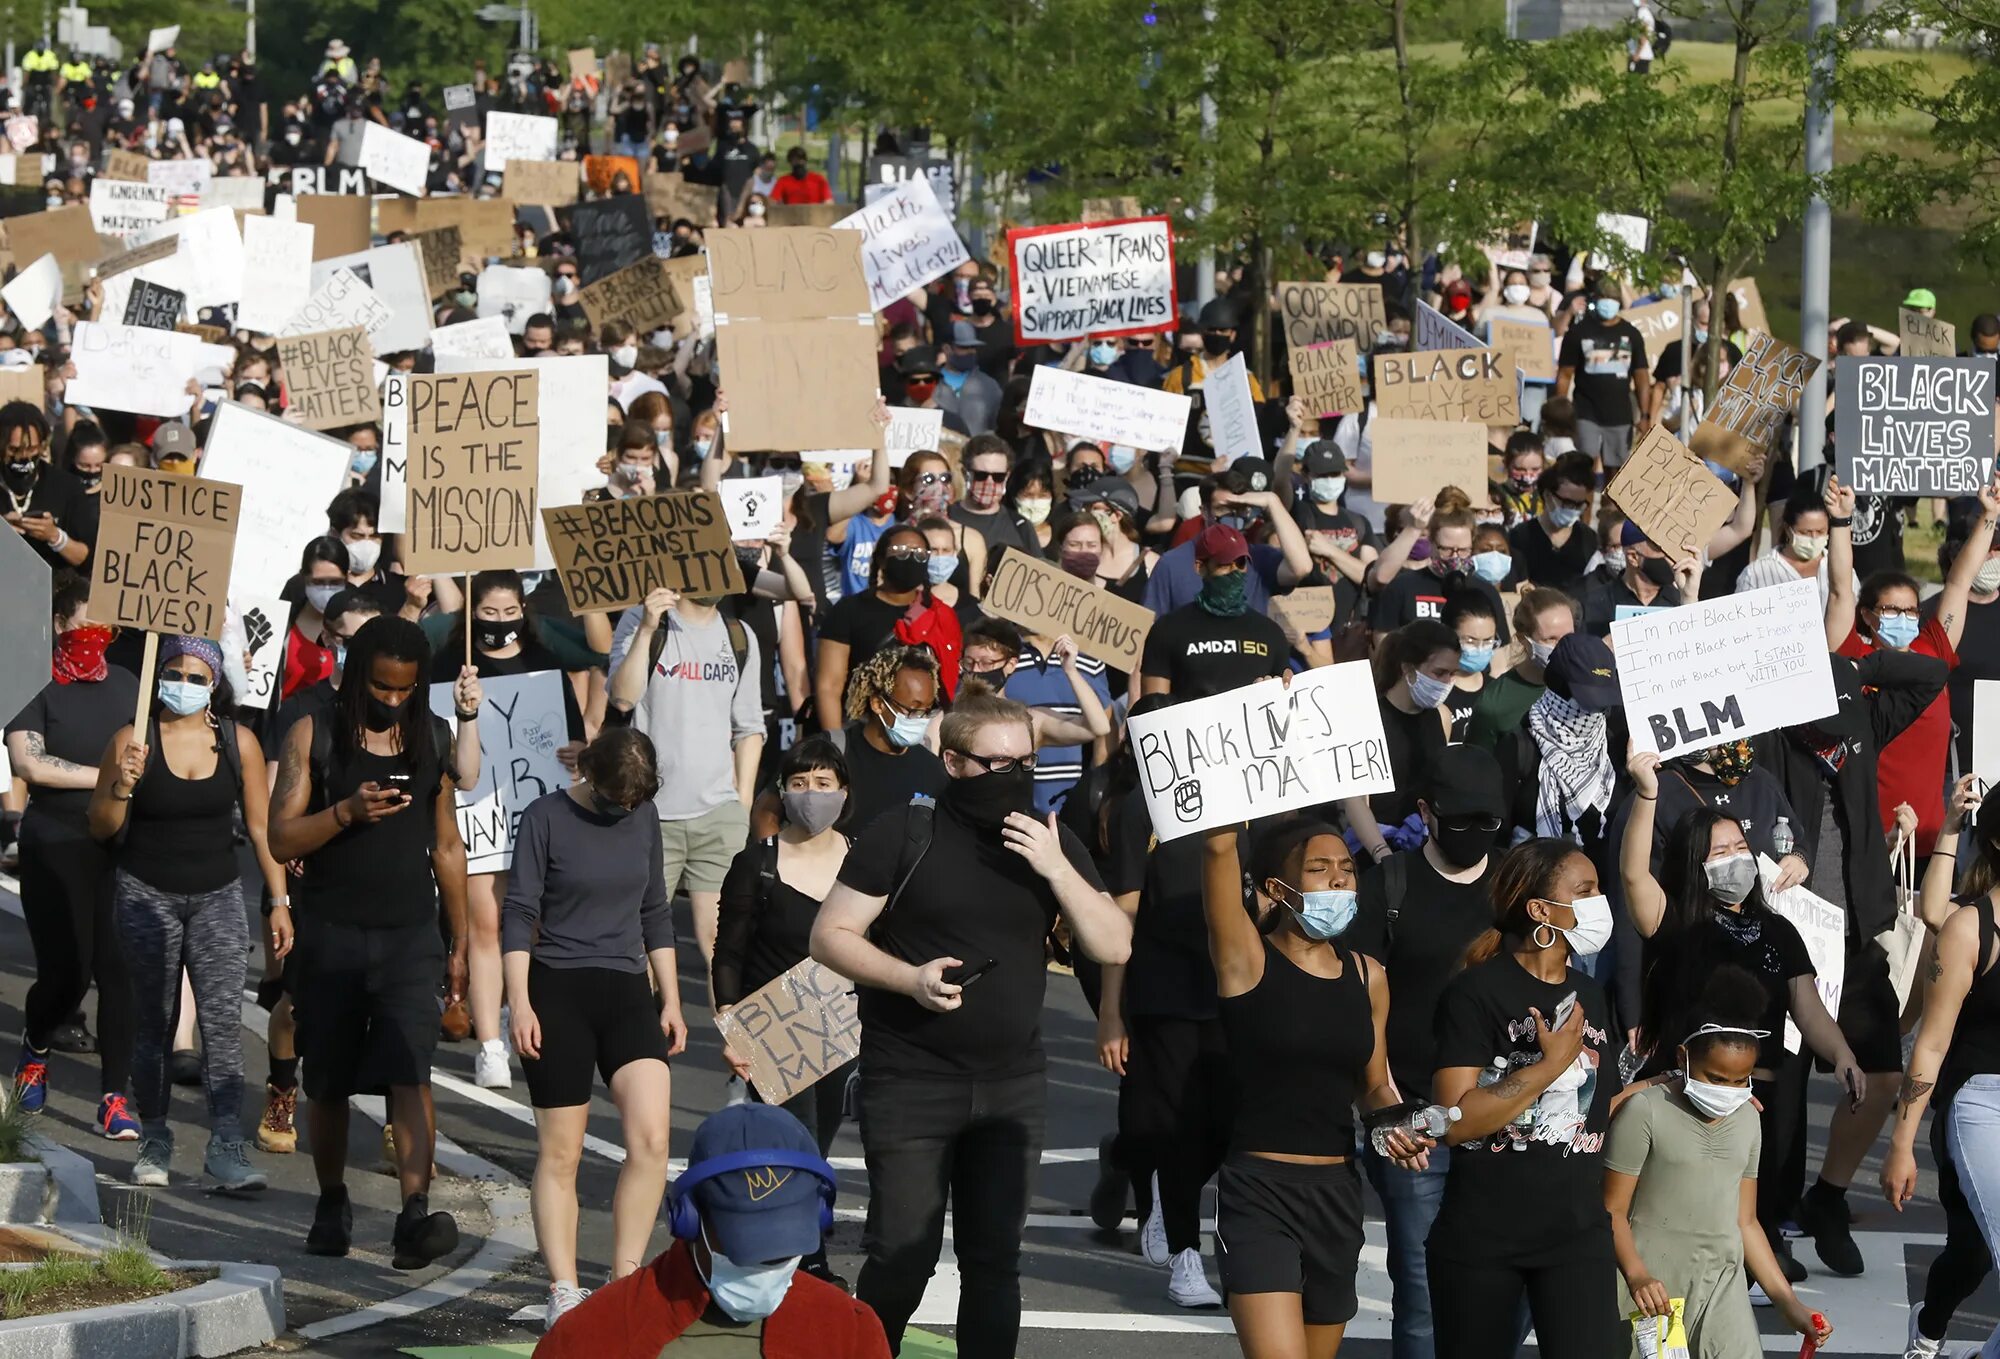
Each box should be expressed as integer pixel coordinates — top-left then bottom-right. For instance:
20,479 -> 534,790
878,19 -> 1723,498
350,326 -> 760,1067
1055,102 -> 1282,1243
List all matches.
1369,1104 -> 1461,1156
1771,816 -> 1795,859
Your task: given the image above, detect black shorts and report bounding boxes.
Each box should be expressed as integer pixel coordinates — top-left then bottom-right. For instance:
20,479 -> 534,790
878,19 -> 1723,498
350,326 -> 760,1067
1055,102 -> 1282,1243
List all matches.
294,918 -> 444,1101
1829,937 -> 1903,1074
1214,1152 -> 1363,1324
522,961 -> 670,1108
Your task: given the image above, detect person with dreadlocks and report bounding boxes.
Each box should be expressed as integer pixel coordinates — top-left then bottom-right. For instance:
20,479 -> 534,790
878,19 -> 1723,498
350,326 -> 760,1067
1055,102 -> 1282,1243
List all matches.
268,615 -> 470,1270
838,642 -> 947,827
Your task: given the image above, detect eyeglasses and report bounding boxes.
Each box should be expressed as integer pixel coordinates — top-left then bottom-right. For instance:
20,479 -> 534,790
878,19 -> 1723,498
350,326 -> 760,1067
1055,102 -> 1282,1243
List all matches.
968,468 -> 1007,483
1433,547 -> 1473,563
883,543 -> 930,561
1875,607 -> 1919,621
1442,816 -> 1503,834
955,750 -> 1038,774
160,668 -> 212,686
1555,493 -> 1592,510
881,696 -> 934,720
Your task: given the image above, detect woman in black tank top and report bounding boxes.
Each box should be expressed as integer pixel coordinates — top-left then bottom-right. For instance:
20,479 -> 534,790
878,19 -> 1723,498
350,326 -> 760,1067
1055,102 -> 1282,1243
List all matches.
1886,776 -> 2000,1353
1200,819 -> 1420,1354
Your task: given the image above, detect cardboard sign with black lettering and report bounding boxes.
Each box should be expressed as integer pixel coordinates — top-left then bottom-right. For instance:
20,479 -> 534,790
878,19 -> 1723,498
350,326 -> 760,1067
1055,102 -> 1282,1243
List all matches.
539,490 -> 743,613
122,278 -> 184,330
412,224 -> 463,298
1277,281 -> 1387,352
645,172 -> 718,226
295,194 -> 370,260
982,550 -> 1154,671
1269,586 -> 1336,650
1373,349 -> 1518,426
564,194 -> 652,285
1488,315 -> 1557,383
277,326 -> 380,431
1688,330 -> 1819,473
505,159 -> 578,207
713,959 -> 862,1104
1900,309 -> 1957,359
1607,426 -> 1738,557
1836,356 -> 1997,497
577,256 -> 679,333
765,203 -> 845,228
1621,299 -> 1686,367
1289,338 -> 1364,417
92,465 -> 239,641
103,149 -> 150,182
1369,419 -> 1490,505
403,370 -> 541,574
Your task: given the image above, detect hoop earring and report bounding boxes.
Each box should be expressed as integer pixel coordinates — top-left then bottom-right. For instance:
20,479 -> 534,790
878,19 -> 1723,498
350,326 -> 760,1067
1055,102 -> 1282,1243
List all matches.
1532,922 -> 1557,949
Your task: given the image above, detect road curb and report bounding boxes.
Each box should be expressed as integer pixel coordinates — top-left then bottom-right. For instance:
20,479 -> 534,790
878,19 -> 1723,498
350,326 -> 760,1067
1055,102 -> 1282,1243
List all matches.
23,1131 -> 100,1225
0,1259 -> 283,1358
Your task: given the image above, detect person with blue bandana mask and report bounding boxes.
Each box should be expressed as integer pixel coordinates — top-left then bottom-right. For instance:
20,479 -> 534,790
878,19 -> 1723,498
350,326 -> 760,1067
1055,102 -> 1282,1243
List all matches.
1556,276 -> 1652,475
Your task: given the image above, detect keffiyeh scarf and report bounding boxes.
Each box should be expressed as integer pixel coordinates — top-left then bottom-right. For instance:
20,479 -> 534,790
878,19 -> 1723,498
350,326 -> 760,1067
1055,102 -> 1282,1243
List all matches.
1527,690 -> 1616,842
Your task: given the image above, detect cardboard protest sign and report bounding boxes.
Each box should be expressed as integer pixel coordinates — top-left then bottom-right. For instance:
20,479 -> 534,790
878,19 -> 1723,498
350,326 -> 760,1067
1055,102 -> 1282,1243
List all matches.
3,204 -> 97,266
582,155 -> 642,197
278,326 -> 379,430
146,24 -> 179,52
1,252 -> 59,329
567,48 -> 598,82
1725,277 -> 1770,337
1023,363 -> 1191,453
884,407 -> 945,467
1488,220 -> 1539,270
95,234 -> 178,285
1758,853 -> 1845,1054
646,173 -> 718,226
122,278 -> 184,330
1622,299 -> 1686,367
765,203 -> 845,228
708,228 -> 880,453
1277,281 -> 1388,351
1373,348 -> 1517,426
485,112 -> 559,164
712,959 -> 862,1105
1836,356 -> 1996,497
1007,216 -> 1175,344
295,194 -> 370,260
1269,586 -> 1337,651
412,224 -> 462,298
1415,299 -> 1482,352
89,179 -> 169,238
1488,314 -> 1557,383
1127,663 -> 1393,840
577,256 -> 679,333
982,550 -> 1154,670
403,369 -> 541,574
405,197 -> 518,259
430,315 -> 513,359
1900,309 -> 1957,359
428,669 -> 570,872
1612,575 -> 1838,756
476,264 -> 553,334
200,176 -> 266,214
310,243 -> 429,353
235,591 -> 288,710
1607,427 -> 1738,557
1688,330 -> 1820,473
1288,338 -> 1365,418
565,195 -> 653,286
540,490 -> 743,612
236,215 -> 315,333
720,475 -> 786,541
1202,352 -> 1261,464
197,401 -> 354,600
832,176 -> 968,312
0,527 -> 52,725
283,265 -> 393,341
1369,419 -> 1489,505
67,321 -> 206,417
103,149 -> 150,182
91,465 -> 238,641
361,124 -> 431,197
505,159 -> 578,207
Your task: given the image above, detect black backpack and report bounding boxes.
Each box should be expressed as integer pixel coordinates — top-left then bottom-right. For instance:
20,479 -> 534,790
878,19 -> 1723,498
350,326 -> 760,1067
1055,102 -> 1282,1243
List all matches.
1653,17 -> 1674,56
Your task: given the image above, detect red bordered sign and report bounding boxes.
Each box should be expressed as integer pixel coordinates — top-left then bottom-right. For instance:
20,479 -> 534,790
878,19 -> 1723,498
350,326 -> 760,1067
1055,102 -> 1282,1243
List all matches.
1005,214 -> 1178,347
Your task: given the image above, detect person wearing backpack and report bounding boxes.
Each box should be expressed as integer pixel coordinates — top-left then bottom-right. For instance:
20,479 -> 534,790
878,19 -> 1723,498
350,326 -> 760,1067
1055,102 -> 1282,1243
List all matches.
87,635 -> 289,1193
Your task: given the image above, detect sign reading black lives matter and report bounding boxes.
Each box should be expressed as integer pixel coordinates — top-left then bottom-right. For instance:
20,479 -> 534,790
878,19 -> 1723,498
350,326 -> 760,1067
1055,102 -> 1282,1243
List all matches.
1006,216 -> 1176,345
1125,663 -> 1393,841
1836,356 -> 1997,497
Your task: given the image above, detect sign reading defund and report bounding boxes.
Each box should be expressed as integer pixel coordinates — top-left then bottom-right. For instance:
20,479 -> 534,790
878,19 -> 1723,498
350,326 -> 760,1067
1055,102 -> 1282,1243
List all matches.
402,370 -> 541,575
1835,356 -> 1996,498
1126,663 -> 1393,842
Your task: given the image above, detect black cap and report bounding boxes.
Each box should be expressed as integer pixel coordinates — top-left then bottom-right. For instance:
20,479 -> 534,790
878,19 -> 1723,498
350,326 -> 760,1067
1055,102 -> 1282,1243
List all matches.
1422,745 -> 1506,820
896,345 -> 941,378
1197,298 -> 1238,331
1220,456 -> 1273,494
1544,633 -> 1621,712
1068,475 -> 1142,518
1302,440 -> 1346,477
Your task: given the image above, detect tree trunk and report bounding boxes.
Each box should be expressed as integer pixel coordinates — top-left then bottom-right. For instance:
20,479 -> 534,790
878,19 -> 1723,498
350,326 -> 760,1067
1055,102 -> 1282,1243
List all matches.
1703,4 -> 1757,402
1392,0 -> 1422,260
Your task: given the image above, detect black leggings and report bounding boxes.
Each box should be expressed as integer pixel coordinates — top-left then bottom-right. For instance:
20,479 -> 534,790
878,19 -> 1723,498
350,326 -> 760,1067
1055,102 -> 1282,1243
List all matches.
17,818 -> 132,1092
1756,1051 -> 1811,1240
1918,1104 -> 1993,1339
1428,1231 -> 1622,1359
1118,1015 -> 1230,1254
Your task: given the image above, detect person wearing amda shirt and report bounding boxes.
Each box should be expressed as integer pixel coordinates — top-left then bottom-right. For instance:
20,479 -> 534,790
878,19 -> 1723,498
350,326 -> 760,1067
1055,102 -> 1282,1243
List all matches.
1141,524 -> 1289,700
810,694 -> 1133,1359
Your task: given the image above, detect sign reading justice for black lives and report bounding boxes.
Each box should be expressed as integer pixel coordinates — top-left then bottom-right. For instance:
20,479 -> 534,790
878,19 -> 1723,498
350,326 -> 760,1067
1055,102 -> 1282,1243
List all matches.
1835,356 -> 1997,497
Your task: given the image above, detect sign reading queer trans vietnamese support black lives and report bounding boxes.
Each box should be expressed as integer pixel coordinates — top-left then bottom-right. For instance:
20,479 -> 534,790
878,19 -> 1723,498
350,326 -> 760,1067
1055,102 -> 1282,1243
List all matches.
540,490 -> 743,614
1126,663 -> 1393,841
1006,216 -> 1176,344
1836,356 -> 1997,497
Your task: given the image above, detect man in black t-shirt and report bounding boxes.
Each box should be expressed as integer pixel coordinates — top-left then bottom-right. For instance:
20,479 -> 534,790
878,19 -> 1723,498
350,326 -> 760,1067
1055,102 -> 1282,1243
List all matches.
1140,524 -> 1289,699
811,694 -> 1131,1359
1556,277 -> 1652,471
1580,522 -> 1683,636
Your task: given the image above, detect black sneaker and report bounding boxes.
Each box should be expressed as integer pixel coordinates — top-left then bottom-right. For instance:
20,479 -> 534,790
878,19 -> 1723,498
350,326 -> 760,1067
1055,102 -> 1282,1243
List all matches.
1799,1187 -> 1864,1276
392,1193 -> 459,1271
1088,1132 -> 1130,1231
306,1187 -> 353,1257
1772,1236 -> 1807,1283
169,1049 -> 203,1087
48,1017 -> 94,1054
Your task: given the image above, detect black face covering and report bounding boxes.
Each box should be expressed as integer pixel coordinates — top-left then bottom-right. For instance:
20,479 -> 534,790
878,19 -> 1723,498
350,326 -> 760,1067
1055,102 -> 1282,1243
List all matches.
945,764 -> 1035,828
591,790 -> 635,821
1431,820 -> 1496,869
473,620 -> 521,652
1201,333 -> 1232,357
366,694 -> 410,731
1639,555 -> 1677,588
881,553 -> 928,592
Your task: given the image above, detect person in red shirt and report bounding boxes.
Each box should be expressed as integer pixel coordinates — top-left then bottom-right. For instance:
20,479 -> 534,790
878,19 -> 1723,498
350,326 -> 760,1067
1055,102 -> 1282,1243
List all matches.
767,146 -> 833,205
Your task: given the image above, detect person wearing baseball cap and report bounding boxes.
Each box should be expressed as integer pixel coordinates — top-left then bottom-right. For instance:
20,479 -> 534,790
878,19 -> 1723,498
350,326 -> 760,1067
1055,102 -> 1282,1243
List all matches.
1901,287 -> 1937,317
1143,455 -> 1314,616
1139,522 -> 1289,700
1280,437 -> 1381,629
1580,520 -> 1694,637
536,1104 -> 888,1357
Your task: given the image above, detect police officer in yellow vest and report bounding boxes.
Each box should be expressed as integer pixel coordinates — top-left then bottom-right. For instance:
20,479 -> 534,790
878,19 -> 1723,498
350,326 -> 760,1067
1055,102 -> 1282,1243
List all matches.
57,55 -> 92,125
192,62 -> 222,93
22,40 -> 58,121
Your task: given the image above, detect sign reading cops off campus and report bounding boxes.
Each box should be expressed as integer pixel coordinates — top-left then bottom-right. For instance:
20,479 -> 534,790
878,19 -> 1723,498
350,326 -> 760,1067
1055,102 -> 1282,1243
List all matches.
1126,664 -> 1393,841
1006,216 -> 1176,345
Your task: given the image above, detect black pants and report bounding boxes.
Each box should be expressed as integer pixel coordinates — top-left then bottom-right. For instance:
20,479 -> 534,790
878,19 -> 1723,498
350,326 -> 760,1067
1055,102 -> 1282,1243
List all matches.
1757,1050 -> 1812,1239
751,1059 -> 852,1271
1919,1103 -> 1994,1338
1428,1229 -> 1622,1359
855,1068 -> 1044,1359
1119,1015 -> 1230,1254
17,817 -> 131,1091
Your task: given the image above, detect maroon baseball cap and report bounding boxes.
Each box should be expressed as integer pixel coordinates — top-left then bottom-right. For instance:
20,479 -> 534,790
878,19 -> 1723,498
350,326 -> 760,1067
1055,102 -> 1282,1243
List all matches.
1195,522 -> 1250,565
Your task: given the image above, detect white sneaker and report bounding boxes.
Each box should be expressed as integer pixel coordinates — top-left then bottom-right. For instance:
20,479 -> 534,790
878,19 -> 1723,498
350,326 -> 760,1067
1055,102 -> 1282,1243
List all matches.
545,1281 -> 590,1330
474,1040 -> 511,1090
1749,1281 -> 1774,1308
1166,1247 -> 1221,1309
1140,1172 -> 1169,1267
1906,1307 -> 1942,1359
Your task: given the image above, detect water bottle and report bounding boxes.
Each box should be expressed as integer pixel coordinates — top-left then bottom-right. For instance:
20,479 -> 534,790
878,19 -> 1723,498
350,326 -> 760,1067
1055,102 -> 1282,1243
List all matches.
1771,816 -> 1795,859
1369,1103 -> 1461,1156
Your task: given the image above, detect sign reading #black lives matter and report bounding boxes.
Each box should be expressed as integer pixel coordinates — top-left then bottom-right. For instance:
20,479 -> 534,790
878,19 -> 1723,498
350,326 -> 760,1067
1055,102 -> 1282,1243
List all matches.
1836,356 -> 1997,497
1006,216 -> 1176,345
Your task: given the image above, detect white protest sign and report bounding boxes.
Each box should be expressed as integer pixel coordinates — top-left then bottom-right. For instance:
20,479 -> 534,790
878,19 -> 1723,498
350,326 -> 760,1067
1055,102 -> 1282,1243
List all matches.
484,112 -> 559,164
195,400 -> 353,601
284,265 -> 394,342
236,215 -> 316,335
832,176 -> 969,311
89,178 -> 170,237
1974,680 -> 2000,785
1760,854 -> 1846,1054
1023,363 -> 1190,453
147,24 -> 179,51
2,252 -> 60,329
311,243 -> 429,354
430,315 -> 513,359
429,670 -> 571,873
146,157 -> 212,198
1007,216 -> 1176,343
1415,298 -> 1483,352
1127,663 -> 1394,841
1593,211 -> 1651,266
379,370 -> 409,533
883,407 -> 944,467
476,265 -> 553,335
1202,351 -> 1261,464
235,591 -> 289,711
67,321 -> 205,416
200,176 -> 266,213
691,273 -> 714,339
720,475 -> 786,541
133,208 -> 246,309
361,123 -> 431,197
1611,575 -> 1839,757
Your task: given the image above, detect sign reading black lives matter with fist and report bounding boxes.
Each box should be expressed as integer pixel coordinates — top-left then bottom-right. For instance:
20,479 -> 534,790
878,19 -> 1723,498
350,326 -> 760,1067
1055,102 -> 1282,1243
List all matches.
1006,216 -> 1176,345
1126,664 -> 1393,841
1836,356 -> 1997,497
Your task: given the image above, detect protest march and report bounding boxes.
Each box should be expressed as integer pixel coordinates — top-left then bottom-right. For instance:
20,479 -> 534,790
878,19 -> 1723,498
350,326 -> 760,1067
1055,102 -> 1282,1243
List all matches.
3,13 -> 2000,1359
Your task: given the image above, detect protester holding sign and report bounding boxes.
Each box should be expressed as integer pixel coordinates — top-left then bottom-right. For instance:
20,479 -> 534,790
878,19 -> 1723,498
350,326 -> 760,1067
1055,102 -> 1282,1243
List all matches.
3,401 -> 93,571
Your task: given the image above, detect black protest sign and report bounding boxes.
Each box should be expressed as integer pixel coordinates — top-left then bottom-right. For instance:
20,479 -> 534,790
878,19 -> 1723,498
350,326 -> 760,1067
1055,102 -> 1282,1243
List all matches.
540,490 -> 743,613
123,278 -> 185,330
562,194 -> 652,285
1836,357 -> 1997,497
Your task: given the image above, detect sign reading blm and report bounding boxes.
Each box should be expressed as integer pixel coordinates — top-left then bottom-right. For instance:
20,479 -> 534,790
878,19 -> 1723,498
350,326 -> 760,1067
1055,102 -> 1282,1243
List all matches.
1836,356 -> 1996,497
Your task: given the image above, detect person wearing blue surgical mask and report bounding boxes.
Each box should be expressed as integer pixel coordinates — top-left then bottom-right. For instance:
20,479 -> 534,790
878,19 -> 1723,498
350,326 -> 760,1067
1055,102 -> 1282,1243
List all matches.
1347,620 -> 1463,867
1556,277 -> 1652,477
1443,593 -> 1500,741
1508,451 -> 1601,598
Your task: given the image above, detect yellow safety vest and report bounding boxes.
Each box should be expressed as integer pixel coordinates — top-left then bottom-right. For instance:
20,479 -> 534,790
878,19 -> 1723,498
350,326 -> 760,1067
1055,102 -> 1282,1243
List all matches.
59,62 -> 90,83
192,71 -> 221,89
22,50 -> 57,74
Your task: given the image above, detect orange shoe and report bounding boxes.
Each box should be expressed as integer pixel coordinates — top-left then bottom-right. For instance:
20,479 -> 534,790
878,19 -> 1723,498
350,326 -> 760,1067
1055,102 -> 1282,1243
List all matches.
256,1083 -> 297,1154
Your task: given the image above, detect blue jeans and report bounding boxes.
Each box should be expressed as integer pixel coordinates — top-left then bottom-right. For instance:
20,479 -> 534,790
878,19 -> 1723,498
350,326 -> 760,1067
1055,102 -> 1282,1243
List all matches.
1361,1139 -> 1450,1359
1945,1075 -> 2000,1358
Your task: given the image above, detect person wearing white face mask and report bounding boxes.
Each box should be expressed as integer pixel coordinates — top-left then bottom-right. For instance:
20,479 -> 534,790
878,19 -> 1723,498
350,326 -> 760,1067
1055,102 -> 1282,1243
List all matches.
1507,450 -> 1600,597
1604,968 -> 1835,1357
1428,838 -> 1624,1359
1735,481 -> 1860,611
1555,276 -> 1652,476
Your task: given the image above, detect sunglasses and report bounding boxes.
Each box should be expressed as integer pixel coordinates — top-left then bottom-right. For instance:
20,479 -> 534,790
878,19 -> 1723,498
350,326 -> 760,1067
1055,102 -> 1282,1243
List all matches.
955,750 -> 1038,775
160,668 -> 212,686
913,471 -> 950,487
968,468 -> 1007,484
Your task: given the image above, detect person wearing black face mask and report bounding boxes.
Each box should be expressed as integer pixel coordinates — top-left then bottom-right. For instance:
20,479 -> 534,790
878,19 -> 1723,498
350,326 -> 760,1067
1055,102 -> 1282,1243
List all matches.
811,694 -> 1132,1359
1163,299 -> 1268,403
1581,522 -> 1695,637
2,400 -> 90,570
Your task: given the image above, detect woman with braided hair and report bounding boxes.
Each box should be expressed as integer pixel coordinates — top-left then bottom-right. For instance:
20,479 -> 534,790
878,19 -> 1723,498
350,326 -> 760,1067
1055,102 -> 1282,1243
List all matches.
839,643 -> 947,829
